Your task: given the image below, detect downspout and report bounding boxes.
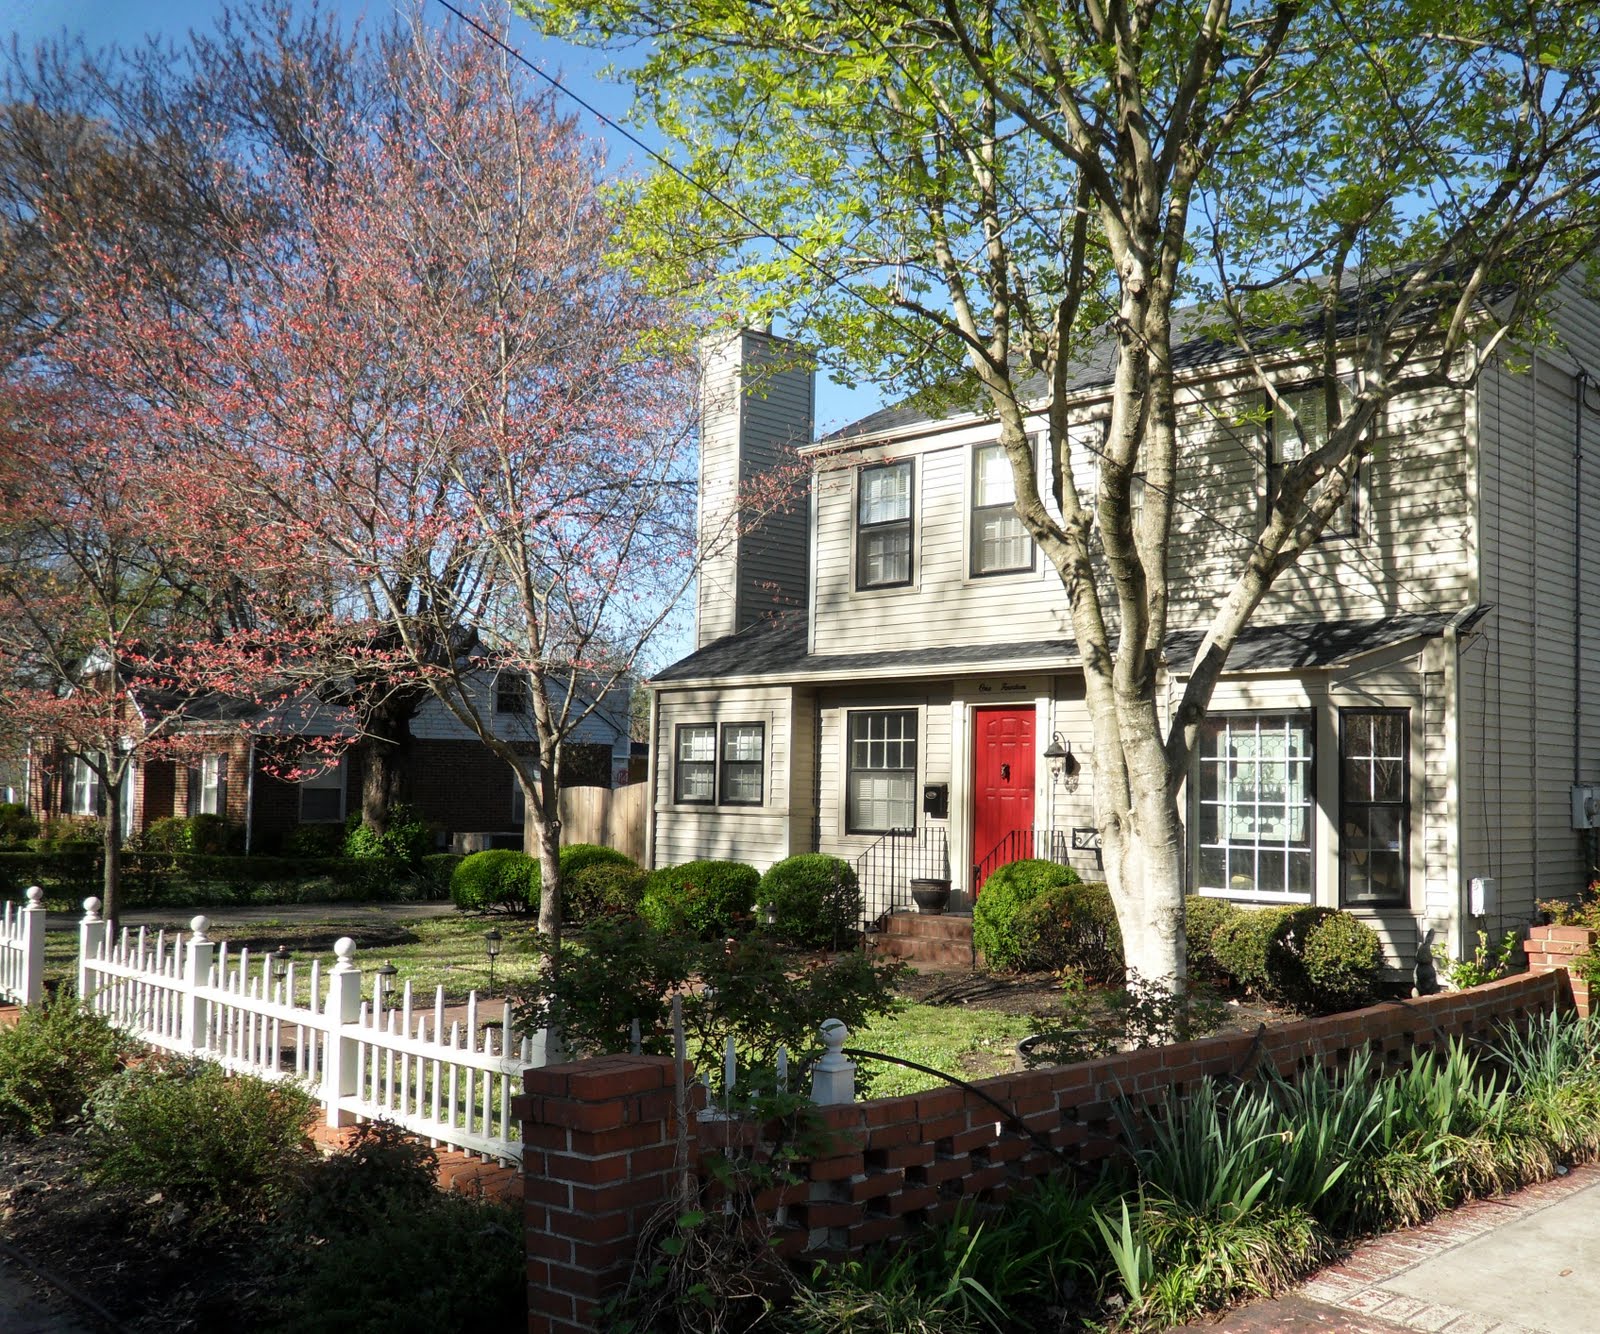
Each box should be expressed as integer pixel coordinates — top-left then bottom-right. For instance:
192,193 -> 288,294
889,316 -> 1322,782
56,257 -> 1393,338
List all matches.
644,689 -> 661,870
1444,605 -> 1479,956
1576,370 -> 1587,786
244,735 -> 256,856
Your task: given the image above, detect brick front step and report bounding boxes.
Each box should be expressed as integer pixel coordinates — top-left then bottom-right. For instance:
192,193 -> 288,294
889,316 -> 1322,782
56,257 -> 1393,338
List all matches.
869,910 -> 977,969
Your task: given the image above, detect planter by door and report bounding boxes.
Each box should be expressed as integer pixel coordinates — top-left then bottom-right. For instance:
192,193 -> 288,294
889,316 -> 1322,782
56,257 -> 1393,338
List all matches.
910,877 -> 952,914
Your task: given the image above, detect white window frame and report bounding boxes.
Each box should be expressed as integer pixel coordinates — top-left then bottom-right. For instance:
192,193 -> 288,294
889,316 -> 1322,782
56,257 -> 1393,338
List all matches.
189,753 -> 227,817
68,755 -> 102,817
970,443 -> 1035,576
298,757 -> 347,824
1194,712 -> 1315,904
855,459 -> 914,590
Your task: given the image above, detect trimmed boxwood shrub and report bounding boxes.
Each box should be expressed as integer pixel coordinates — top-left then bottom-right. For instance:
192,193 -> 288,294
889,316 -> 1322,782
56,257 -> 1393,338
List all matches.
1184,895 -> 1242,978
973,859 -> 1082,972
449,849 -> 537,914
758,854 -> 862,949
0,802 -> 38,848
638,859 -> 760,938
1011,879 -> 1124,981
560,843 -> 634,878
563,854 -> 647,924
1210,904 -> 1381,1013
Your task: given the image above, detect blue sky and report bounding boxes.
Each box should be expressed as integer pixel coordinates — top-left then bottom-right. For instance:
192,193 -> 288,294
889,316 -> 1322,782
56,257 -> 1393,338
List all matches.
6,0 -> 884,434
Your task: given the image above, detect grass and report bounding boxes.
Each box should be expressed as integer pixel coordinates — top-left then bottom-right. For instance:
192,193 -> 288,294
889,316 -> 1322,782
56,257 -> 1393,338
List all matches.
854,1003 -> 1040,1098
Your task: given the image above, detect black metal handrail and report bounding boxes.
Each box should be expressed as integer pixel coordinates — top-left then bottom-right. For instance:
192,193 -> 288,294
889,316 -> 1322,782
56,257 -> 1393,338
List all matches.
853,825 -> 950,931
971,826 -> 1072,893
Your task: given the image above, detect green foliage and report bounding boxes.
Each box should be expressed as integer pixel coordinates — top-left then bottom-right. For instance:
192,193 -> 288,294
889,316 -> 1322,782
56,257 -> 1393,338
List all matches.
449,848 -> 537,914
416,852 -> 464,900
1437,930 -> 1523,988
344,804 -> 432,867
1183,895 -> 1240,978
1009,879 -> 1122,982
559,844 -> 644,923
281,824 -> 347,858
972,859 -> 1080,972
140,813 -> 238,856
1537,878 -> 1600,930
638,858 -> 760,938
1209,905 -> 1378,1013
32,816 -> 102,850
88,1059 -> 317,1217
759,854 -> 862,949
0,801 -> 38,847
0,996 -> 133,1139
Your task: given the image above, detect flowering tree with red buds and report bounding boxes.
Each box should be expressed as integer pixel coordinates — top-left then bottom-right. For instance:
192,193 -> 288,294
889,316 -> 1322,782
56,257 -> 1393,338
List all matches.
53,6 -> 775,941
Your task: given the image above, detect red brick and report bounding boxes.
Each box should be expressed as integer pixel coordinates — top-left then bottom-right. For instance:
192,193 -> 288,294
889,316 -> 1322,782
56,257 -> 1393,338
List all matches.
866,1119 -> 920,1150
915,1086 -> 965,1120
546,1262 -> 605,1300
886,1185 -> 939,1215
808,1153 -> 865,1182
947,1124 -> 1001,1154
565,1057 -> 673,1100
849,1172 -> 900,1202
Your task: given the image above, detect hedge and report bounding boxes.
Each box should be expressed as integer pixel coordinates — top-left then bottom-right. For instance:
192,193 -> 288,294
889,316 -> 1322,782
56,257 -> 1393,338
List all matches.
639,859 -> 760,938
1211,904 -> 1381,1013
449,850 -> 538,914
1010,879 -> 1123,981
973,859 -> 1082,972
758,854 -> 862,949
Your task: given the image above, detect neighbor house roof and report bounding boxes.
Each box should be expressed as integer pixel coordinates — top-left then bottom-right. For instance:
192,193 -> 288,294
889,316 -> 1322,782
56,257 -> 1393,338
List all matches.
651,608 -> 1488,688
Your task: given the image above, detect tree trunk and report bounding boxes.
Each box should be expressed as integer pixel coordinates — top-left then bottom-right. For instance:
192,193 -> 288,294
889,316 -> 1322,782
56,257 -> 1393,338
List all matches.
522,764 -> 562,947
101,779 -> 122,927
359,701 -> 413,835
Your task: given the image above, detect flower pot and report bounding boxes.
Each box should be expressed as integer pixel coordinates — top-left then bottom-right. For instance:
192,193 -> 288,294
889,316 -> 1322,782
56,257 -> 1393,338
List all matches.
910,877 -> 952,914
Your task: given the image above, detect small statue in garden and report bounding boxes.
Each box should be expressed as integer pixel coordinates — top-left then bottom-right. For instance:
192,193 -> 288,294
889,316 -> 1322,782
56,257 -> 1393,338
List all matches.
1413,925 -> 1439,996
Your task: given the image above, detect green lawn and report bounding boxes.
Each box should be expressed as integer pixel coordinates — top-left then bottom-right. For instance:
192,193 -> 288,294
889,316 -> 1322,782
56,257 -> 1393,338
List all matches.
854,1003 -> 1040,1098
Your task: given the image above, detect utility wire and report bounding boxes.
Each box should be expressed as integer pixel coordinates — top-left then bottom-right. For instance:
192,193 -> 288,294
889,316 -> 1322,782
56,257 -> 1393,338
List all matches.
436,0 -> 1447,615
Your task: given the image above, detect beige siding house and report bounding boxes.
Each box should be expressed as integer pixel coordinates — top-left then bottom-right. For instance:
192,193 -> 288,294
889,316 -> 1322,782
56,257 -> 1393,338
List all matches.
648,306 -> 1600,970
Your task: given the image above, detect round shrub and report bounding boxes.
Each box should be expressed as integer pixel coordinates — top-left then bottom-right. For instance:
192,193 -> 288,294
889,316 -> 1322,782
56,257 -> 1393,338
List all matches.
564,861 -> 648,923
759,854 -> 862,949
1297,910 -> 1381,1013
973,859 -> 1081,972
1184,895 -> 1243,979
0,997 -> 135,1139
1011,879 -> 1124,981
344,804 -> 432,866
1210,906 -> 1291,993
560,843 -> 634,878
449,849 -> 537,914
1209,904 -> 1381,1014
0,802 -> 39,848
639,859 -> 760,938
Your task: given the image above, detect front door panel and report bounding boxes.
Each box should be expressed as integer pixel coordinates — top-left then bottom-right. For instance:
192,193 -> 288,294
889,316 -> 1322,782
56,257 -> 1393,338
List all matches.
972,706 -> 1035,892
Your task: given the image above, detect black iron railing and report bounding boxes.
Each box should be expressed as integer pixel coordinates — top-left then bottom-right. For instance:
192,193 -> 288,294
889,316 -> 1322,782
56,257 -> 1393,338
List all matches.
854,826 -> 951,932
971,827 -> 1073,893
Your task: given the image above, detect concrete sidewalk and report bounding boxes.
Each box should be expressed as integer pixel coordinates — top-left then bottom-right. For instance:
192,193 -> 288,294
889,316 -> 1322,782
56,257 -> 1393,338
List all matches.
1187,1163 -> 1600,1333
41,900 -> 460,932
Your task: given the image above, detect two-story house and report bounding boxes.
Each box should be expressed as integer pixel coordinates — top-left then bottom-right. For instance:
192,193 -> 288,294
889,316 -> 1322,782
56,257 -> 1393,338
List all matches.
646,292 -> 1600,970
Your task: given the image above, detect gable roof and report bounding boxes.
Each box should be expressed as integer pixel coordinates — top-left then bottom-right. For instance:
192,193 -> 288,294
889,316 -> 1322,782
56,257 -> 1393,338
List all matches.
651,608 -> 1486,688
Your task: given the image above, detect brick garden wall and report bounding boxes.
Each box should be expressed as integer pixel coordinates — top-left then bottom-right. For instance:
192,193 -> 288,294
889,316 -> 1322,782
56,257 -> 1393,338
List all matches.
516,970 -> 1568,1334
1525,924 -> 1596,1015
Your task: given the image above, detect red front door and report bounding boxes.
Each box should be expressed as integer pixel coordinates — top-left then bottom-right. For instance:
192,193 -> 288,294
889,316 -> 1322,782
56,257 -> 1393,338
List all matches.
972,706 -> 1035,892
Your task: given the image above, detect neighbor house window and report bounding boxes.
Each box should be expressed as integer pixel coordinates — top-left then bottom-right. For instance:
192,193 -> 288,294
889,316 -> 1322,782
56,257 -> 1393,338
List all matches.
718,724 -> 765,806
68,755 -> 102,817
971,443 -> 1034,575
187,753 -> 228,817
1340,710 -> 1409,908
847,709 -> 918,833
495,671 -> 528,714
1195,713 -> 1314,902
674,725 -> 716,804
299,758 -> 346,823
1268,382 -> 1357,537
857,460 -> 913,589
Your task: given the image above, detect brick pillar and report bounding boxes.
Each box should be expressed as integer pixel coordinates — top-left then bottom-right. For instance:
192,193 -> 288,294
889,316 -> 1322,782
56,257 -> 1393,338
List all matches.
516,1054 -> 702,1334
1523,925 -> 1597,1016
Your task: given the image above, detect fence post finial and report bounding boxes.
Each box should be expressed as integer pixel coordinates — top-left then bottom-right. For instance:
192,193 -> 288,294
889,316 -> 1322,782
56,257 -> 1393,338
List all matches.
189,915 -> 209,942
322,937 -> 363,1127
77,897 -> 106,1004
812,1018 -> 855,1105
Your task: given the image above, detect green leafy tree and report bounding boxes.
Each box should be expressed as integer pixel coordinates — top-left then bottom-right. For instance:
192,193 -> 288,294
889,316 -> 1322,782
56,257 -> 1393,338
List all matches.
523,0 -> 1600,986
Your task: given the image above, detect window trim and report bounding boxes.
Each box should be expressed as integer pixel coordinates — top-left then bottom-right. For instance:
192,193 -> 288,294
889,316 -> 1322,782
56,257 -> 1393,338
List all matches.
298,756 -> 347,824
1192,710 -> 1316,905
188,752 -> 228,818
1266,379 -> 1360,541
673,724 -> 717,805
68,755 -> 102,817
969,442 -> 1036,577
1338,708 -> 1410,910
855,459 -> 915,590
845,707 -> 920,835
716,722 -> 766,807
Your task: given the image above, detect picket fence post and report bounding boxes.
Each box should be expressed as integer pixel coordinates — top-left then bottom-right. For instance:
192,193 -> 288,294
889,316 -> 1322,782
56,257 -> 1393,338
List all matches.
78,897 -> 105,1005
181,916 -> 214,1054
321,937 -> 362,1128
17,886 -> 45,1007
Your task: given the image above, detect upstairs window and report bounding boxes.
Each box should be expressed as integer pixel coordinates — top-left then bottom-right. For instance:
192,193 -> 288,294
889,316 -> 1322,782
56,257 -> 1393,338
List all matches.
187,753 -> 228,817
495,671 -> 529,714
1340,710 -> 1409,908
846,709 -> 918,833
1268,382 -> 1357,538
971,444 -> 1034,575
856,460 -> 913,589
1195,713 -> 1314,903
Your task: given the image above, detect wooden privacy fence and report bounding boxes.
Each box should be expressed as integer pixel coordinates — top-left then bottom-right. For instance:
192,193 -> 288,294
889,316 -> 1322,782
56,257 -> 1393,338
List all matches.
559,783 -> 646,863
76,898 -> 545,1164
1,885 -> 45,1006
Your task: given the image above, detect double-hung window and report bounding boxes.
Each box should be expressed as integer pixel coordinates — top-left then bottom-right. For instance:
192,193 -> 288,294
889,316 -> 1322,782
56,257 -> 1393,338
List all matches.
299,758 -> 346,824
68,756 -> 102,817
1195,713 -> 1314,902
846,709 -> 918,833
495,671 -> 528,715
857,460 -> 913,589
971,444 -> 1034,575
1339,710 -> 1409,908
1268,382 -> 1357,538
187,753 -> 228,817
674,723 -> 765,807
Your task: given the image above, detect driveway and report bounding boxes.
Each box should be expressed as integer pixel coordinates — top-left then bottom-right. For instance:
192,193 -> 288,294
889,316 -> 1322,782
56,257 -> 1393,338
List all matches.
1185,1163 -> 1600,1333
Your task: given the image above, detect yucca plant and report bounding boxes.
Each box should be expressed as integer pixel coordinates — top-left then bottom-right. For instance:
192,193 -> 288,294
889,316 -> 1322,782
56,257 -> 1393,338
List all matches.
1491,1010 -> 1600,1161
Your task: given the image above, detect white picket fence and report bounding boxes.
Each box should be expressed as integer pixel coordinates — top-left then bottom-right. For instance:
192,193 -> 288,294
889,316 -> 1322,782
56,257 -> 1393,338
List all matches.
1,886 -> 46,1007
76,899 -> 543,1164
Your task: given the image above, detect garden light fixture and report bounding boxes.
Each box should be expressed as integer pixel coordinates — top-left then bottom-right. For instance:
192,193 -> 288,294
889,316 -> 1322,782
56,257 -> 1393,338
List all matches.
375,959 -> 398,1007
270,944 -> 291,991
484,928 -> 503,990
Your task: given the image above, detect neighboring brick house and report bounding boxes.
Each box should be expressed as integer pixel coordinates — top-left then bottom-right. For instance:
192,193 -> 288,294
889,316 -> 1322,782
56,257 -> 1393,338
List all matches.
25,672 -> 636,852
